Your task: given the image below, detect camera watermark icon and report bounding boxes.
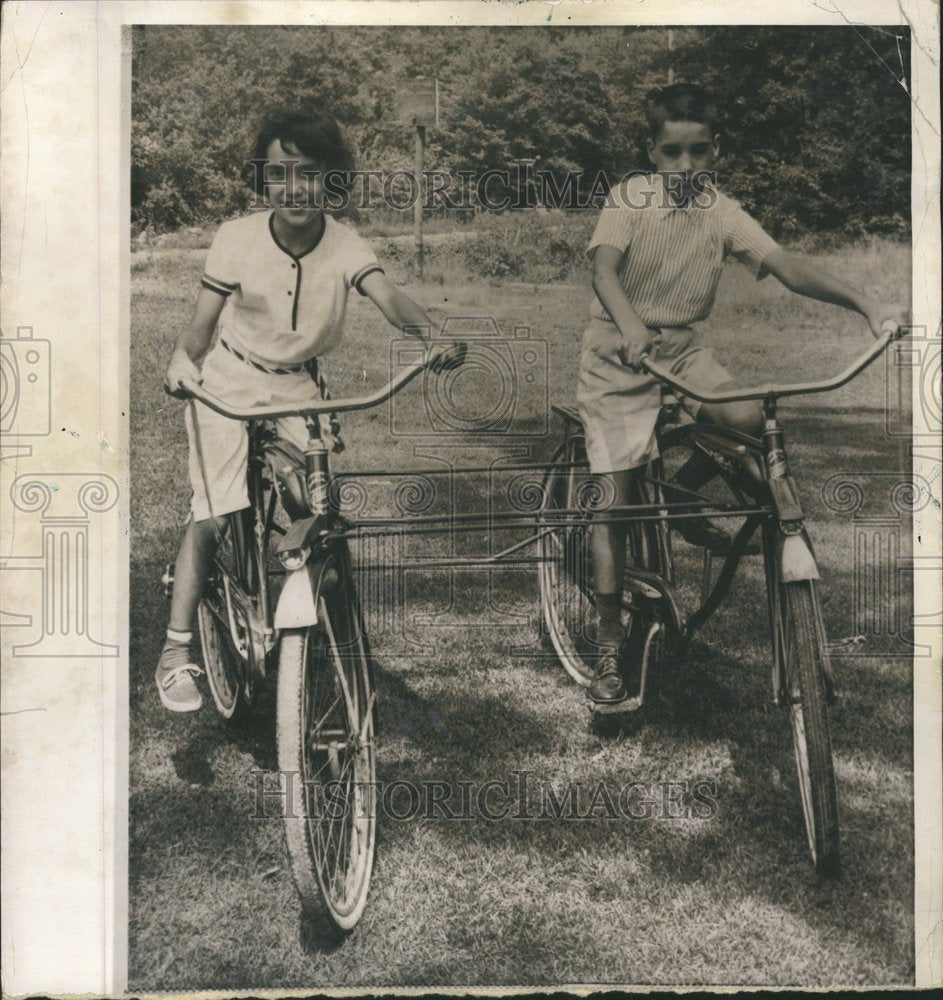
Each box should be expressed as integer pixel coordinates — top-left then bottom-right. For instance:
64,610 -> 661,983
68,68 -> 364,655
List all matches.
390,318 -> 548,438
822,471 -> 936,657
0,326 -> 51,437
885,324 -> 940,444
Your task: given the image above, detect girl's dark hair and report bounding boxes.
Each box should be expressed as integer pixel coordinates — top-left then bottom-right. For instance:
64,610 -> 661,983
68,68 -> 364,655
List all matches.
645,84 -> 719,139
246,107 -> 356,195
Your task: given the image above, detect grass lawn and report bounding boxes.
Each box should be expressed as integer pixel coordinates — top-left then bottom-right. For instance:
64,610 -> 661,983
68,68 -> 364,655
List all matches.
129,235 -> 914,989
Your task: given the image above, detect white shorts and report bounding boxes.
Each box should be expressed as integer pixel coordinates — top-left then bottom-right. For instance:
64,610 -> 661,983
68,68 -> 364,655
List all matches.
185,344 -> 324,522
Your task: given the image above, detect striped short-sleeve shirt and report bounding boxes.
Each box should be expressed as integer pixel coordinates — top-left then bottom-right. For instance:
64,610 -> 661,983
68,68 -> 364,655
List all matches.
588,173 -> 780,327
201,211 -> 384,366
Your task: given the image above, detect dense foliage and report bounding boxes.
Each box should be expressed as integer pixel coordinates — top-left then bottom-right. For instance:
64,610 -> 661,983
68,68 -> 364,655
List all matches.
132,25 -> 911,240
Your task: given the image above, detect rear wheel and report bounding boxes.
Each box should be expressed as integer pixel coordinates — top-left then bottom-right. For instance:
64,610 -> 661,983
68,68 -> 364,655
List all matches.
277,549 -> 377,939
538,435 -> 660,685
199,512 -> 260,722
778,578 -> 840,875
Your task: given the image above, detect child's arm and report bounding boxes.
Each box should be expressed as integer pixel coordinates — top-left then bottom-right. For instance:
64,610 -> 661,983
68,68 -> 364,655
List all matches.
359,271 -> 462,370
164,288 -> 227,392
761,249 -> 908,337
592,245 -> 653,369
360,272 -> 434,342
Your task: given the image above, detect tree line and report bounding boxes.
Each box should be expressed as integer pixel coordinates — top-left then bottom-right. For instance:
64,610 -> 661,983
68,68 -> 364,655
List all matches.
132,24 -> 911,241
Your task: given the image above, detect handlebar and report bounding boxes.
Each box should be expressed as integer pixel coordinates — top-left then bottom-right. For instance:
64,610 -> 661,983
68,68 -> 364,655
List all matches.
173,343 -> 461,420
638,323 -> 906,404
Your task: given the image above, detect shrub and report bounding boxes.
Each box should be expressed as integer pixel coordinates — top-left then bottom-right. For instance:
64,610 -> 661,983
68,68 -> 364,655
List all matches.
461,213 -> 595,283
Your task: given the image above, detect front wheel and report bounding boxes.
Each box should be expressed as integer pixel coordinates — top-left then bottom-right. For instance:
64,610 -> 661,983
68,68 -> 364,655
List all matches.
779,579 -> 840,876
276,551 -> 377,939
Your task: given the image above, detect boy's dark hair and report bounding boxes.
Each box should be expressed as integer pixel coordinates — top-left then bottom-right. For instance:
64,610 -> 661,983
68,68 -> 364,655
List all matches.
645,84 -> 719,139
246,107 -> 356,195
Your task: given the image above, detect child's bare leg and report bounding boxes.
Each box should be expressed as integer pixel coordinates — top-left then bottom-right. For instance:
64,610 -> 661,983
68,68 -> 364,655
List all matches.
669,389 -> 763,549
588,468 -> 638,701
156,515 -> 228,712
168,516 -> 227,631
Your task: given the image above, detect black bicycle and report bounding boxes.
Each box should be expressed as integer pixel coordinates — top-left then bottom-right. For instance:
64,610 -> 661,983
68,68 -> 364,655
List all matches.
171,353 -> 442,939
538,322 -> 907,875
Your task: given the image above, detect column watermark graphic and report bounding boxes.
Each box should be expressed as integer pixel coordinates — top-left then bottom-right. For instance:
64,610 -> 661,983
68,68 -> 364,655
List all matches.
822,471 -> 937,657
3,474 -> 120,657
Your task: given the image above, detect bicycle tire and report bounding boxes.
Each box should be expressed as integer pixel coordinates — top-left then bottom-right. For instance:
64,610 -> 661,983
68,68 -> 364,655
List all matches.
199,511 -> 258,722
538,437 -> 594,683
780,579 -> 840,876
277,548 -> 377,939
538,435 -> 658,685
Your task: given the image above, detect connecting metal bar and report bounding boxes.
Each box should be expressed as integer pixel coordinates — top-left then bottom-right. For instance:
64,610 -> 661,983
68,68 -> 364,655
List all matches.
334,461 -> 583,479
330,505 -> 773,542
353,556 -> 545,570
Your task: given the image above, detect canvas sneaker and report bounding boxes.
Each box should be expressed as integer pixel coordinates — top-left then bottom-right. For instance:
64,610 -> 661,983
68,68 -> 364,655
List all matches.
155,661 -> 204,712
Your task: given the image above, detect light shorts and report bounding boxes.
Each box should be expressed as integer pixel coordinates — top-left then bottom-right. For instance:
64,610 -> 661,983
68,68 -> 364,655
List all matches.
185,343 -> 325,522
576,317 -> 732,474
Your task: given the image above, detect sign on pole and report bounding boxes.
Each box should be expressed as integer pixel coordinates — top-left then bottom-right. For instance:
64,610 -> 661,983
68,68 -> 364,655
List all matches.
395,76 -> 439,127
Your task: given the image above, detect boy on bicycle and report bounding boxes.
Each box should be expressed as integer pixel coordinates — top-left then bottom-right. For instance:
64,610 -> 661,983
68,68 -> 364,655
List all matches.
580,83 -> 906,705
158,107 -> 455,712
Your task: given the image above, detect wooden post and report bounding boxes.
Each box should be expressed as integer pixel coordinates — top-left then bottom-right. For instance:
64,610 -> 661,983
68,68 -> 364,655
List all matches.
414,124 -> 425,279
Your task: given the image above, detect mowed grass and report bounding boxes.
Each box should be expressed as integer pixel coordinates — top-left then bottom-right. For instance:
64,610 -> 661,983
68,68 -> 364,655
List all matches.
129,236 -> 914,989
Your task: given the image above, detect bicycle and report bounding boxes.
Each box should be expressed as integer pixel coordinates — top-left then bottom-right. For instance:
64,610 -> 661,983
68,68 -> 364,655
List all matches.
537,322 -> 907,876
168,350 -> 446,940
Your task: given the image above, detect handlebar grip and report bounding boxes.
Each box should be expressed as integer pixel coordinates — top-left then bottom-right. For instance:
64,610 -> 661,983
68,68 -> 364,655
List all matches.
880,319 -> 904,340
164,380 -> 193,400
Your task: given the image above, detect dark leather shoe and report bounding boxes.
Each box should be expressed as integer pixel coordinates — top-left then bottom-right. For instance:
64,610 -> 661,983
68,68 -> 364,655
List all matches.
589,648 -> 626,703
675,518 -> 734,553
675,518 -> 760,555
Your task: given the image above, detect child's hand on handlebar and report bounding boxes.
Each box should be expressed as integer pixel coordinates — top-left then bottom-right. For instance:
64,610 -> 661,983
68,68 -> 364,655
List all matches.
427,341 -> 467,374
866,303 -> 909,340
619,328 -> 655,371
164,350 -> 202,398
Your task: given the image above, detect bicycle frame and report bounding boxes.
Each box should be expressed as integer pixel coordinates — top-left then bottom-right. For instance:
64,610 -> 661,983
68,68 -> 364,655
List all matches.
176,325 -> 904,662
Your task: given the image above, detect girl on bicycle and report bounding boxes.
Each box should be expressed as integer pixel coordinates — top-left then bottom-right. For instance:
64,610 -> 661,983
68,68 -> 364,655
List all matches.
158,106 -> 452,711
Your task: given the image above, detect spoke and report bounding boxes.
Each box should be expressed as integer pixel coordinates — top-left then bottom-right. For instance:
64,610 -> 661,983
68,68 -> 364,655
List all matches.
308,696 -> 343,740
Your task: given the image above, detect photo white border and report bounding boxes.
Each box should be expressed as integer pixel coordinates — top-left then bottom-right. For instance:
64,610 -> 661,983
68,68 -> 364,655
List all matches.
0,1 -> 938,994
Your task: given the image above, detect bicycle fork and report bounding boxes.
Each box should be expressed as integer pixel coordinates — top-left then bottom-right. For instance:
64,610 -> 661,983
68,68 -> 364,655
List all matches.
273,419 -> 332,631
762,401 -> 819,584
761,399 -> 825,706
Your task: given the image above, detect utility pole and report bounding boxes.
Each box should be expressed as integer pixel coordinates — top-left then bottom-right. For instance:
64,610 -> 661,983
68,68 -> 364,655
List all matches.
414,124 -> 426,279
396,76 -> 438,280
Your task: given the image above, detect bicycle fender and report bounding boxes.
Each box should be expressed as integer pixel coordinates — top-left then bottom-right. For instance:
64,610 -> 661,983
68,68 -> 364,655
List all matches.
273,567 -> 319,629
779,531 -> 820,582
